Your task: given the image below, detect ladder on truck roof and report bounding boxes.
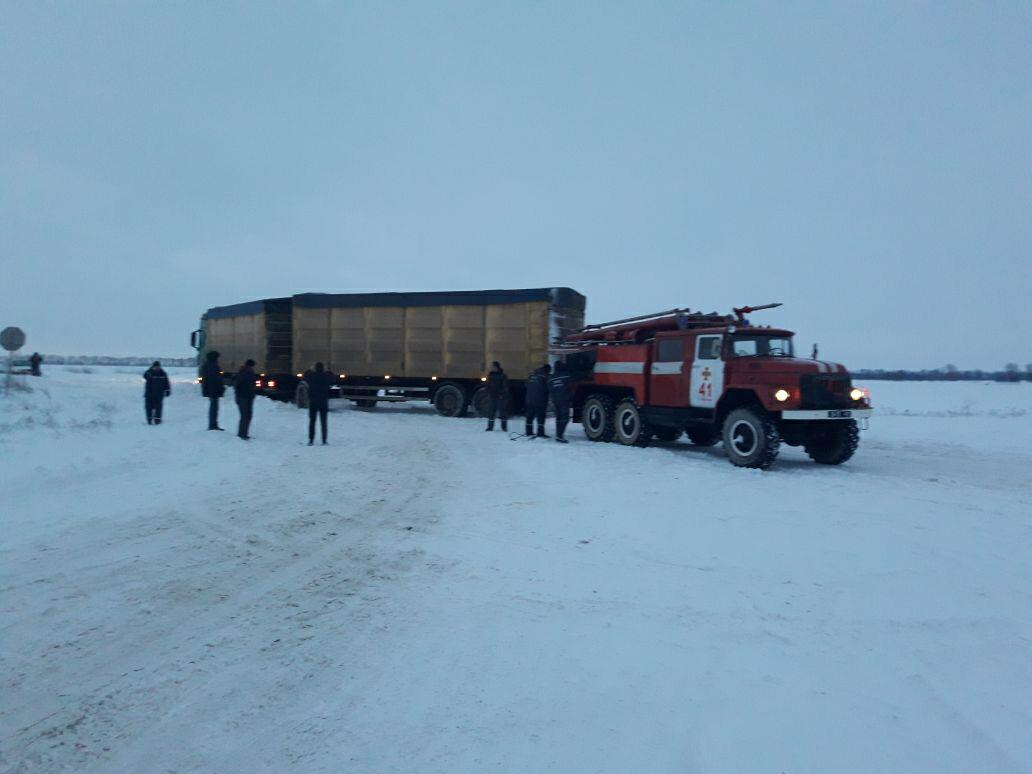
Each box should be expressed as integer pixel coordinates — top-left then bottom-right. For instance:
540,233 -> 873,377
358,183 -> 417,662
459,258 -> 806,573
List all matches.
555,303 -> 783,350
563,308 -> 734,345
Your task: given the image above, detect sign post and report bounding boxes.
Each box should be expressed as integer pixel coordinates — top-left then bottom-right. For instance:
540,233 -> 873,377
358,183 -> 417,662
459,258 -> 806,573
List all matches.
1,326 -> 26,395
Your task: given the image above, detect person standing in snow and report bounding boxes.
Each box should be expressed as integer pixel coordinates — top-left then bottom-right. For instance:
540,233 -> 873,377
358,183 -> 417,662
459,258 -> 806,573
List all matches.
303,362 -> 333,445
234,359 -> 258,440
200,351 -> 226,430
548,361 -> 572,443
524,363 -> 551,438
29,352 -> 42,376
484,361 -> 509,432
143,361 -> 171,425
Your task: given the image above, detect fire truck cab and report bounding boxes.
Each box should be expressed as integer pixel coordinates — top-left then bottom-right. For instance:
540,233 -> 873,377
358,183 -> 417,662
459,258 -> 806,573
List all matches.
558,305 -> 872,469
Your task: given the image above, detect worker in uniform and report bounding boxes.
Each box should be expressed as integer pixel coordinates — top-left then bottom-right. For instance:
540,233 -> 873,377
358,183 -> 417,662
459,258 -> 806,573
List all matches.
143,360 -> 171,425
303,362 -> 333,445
548,361 -> 572,443
29,352 -> 43,376
484,361 -> 509,432
234,359 -> 258,440
524,363 -> 551,438
200,351 -> 225,430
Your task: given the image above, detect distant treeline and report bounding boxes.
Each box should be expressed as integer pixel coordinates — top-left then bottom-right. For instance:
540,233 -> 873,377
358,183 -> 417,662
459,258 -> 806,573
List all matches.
40,355 -> 196,367
854,365 -> 1031,383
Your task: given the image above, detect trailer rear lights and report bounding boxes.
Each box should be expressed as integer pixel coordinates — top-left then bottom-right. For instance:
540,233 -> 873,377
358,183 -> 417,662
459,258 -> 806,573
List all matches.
774,389 -> 790,402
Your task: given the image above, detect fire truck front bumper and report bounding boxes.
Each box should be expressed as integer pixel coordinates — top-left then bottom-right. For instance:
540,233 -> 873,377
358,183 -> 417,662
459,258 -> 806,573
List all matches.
780,409 -> 873,421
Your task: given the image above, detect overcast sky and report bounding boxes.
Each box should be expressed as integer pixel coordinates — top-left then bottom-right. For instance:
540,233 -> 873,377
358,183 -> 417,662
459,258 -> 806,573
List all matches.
2,2 -> 1029,369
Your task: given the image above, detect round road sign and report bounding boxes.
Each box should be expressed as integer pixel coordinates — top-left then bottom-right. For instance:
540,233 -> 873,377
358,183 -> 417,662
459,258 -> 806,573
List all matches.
1,327 -> 26,352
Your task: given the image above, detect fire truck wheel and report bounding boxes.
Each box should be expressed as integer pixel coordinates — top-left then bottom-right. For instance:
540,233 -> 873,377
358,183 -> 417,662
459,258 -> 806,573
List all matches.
722,408 -> 780,469
581,394 -> 615,442
651,427 -> 683,443
614,399 -> 649,446
353,399 -> 377,409
294,381 -> 309,409
433,383 -> 468,417
804,419 -> 859,465
471,387 -> 491,418
685,426 -> 719,446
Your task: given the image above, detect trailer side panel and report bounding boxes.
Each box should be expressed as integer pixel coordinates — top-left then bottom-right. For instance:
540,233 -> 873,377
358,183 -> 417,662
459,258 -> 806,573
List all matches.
292,289 -> 585,380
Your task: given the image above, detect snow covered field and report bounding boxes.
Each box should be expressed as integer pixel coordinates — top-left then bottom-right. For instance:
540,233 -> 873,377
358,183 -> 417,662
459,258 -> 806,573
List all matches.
1,368 -> 1030,773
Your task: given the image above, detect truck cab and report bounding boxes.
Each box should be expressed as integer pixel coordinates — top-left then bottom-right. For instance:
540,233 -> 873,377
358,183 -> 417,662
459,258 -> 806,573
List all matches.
562,307 -> 872,469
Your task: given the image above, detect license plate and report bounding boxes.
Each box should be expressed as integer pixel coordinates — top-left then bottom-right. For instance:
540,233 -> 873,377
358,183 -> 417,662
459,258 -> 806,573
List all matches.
828,410 -> 852,418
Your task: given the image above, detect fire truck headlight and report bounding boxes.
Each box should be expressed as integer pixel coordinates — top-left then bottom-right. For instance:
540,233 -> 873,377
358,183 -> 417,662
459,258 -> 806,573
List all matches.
774,388 -> 790,402
267,380 -> 276,388
850,387 -> 868,402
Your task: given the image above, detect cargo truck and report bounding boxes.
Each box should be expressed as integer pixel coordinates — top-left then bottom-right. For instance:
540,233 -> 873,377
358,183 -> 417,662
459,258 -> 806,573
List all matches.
192,288 -> 586,417
190,298 -> 292,380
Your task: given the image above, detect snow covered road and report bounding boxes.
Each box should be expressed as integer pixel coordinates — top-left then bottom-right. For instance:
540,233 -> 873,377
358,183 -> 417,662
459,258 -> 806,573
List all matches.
2,369 -> 1030,772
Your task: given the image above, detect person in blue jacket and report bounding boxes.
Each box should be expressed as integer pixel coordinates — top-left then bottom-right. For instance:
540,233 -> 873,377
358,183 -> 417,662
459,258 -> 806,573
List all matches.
200,351 -> 225,430
303,362 -> 333,445
234,359 -> 258,440
524,363 -> 551,438
548,361 -> 572,443
484,361 -> 510,432
142,361 -> 171,425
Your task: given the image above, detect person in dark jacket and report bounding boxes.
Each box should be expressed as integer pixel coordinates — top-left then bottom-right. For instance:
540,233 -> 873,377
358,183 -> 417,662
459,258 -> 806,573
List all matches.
303,362 -> 333,445
234,359 -> 258,440
524,363 -> 551,438
143,361 -> 171,424
548,361 -> 573,443
484,361 -> 509,432
29,352 -> 43,376
200,351 -> 226,430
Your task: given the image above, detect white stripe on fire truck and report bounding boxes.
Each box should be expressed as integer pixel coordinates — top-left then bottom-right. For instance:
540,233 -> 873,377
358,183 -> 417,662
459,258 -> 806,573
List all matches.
651,362 -> 683,375
593,362 -> 646,374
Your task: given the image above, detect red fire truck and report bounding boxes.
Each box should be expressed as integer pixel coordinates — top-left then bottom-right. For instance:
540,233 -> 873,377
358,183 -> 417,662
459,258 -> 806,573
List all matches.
556,304 -> 872,469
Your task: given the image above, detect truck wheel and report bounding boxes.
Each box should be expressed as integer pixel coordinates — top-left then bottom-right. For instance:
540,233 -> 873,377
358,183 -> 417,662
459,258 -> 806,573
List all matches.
804,420 -> 859,465
433,383 -> 467,417
471,387 -> 492,418
651,427 -> 683,443
686,426 -> 719,447
614,399 -> 649,446
295,381 -> 309,409
581,394 -> 615,442
722,407 -> 780,469
354,399 -> 377,409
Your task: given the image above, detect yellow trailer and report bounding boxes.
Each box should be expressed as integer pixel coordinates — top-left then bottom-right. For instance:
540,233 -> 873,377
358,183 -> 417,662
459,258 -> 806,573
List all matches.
292,289 -> 585,415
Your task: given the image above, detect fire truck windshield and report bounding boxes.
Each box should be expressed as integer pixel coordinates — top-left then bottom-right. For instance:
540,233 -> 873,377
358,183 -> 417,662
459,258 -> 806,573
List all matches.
730,335 -> 794,358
